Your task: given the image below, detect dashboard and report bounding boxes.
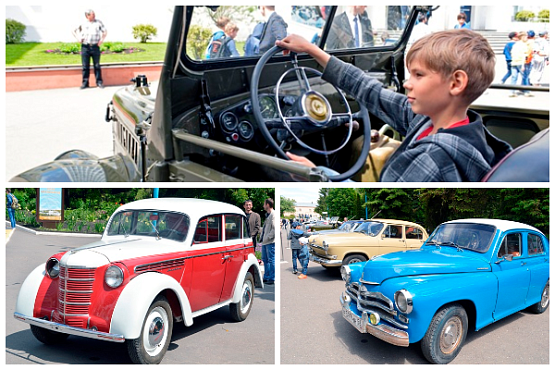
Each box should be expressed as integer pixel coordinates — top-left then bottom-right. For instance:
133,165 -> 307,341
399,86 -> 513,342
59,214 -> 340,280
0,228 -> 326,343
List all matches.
217,94 -> 296,146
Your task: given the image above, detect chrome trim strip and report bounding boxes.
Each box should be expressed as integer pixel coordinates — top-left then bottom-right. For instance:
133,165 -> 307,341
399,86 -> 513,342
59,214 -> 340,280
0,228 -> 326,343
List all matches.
14,312 -> 125,343
309,253 -> 342,266
60,289 -> 94,294
58,300 -> 91,306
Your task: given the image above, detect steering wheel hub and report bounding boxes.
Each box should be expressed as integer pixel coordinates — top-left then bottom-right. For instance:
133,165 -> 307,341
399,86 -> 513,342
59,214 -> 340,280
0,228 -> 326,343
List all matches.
303,91 -> 331,125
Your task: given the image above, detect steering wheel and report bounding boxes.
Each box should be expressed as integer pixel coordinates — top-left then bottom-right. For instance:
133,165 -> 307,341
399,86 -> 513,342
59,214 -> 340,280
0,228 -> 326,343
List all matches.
250,46 -> 371,182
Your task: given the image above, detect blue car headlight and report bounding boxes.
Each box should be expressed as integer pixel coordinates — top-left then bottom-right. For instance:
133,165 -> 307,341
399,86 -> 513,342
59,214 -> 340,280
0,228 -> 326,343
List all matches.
340,265 -> 352,284
394,289 -> 413,314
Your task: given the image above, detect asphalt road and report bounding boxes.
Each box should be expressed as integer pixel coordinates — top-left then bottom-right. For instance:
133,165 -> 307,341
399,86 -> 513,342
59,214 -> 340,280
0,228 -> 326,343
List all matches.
279,229 -> 549,365
6,229 -> 275,364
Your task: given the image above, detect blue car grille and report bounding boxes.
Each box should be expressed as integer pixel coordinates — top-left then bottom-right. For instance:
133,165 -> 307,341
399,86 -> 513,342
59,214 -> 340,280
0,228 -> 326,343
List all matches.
346,282 -> 408,330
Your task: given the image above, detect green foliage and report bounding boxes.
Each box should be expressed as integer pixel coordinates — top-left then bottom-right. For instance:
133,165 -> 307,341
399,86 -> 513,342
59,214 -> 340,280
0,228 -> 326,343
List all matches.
6,18 -> 26,44
187,25 -> 213,60
515,10 -> 535,22
538,9 -> 550,22
132,24 -> 158,43
280,197 -> 296,216
102,42 -> 126,52
59,43 -> 80,53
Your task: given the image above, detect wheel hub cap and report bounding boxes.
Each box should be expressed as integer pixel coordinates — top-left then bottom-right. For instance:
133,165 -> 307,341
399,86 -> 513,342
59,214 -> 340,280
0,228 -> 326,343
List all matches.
148,317 -> 165,347
440,317 -> 462,354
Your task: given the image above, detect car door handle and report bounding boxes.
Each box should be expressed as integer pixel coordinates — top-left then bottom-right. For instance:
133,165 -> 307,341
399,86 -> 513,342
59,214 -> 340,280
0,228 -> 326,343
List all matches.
223,255 -> 233,260
521,262 -> 527,266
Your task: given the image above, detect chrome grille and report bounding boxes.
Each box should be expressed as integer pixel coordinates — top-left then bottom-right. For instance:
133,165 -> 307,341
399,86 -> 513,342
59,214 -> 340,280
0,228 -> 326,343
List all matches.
346,282 -> 407,330
55,266 -> 96,326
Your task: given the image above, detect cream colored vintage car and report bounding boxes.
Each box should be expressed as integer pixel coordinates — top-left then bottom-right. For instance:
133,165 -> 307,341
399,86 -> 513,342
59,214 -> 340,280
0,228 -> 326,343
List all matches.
309,218 -> 428,267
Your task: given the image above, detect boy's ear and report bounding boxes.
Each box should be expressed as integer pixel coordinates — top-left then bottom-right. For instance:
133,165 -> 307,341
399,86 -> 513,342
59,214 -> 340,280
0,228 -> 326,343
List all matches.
449,70 -> 468,97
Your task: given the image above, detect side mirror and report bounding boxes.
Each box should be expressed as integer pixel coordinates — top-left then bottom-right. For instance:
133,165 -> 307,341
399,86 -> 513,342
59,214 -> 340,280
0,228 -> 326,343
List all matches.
495,254 -> 514,264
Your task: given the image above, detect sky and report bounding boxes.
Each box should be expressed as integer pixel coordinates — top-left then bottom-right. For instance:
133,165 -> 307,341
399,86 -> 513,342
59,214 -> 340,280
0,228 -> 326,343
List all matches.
280,187 -> 319,205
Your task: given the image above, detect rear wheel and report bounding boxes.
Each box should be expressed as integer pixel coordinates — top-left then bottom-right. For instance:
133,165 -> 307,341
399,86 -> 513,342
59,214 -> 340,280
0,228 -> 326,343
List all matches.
230,272 -> 254,322
421,304 -> 468,364
127,295 -> 173,364
529,280 -> 549,314
30,325 -> 69,344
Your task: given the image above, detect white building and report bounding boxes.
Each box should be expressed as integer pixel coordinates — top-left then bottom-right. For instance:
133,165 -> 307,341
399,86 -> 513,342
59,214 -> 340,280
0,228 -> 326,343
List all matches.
6,5 -> 550,43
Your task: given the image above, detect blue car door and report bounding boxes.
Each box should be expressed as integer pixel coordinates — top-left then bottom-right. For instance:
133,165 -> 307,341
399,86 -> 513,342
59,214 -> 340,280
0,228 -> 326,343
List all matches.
492,231 -> 531,320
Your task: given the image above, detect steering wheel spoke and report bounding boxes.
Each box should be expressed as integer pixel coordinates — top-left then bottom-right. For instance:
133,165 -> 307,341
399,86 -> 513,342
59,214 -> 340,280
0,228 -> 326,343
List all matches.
251,46 -> 372,182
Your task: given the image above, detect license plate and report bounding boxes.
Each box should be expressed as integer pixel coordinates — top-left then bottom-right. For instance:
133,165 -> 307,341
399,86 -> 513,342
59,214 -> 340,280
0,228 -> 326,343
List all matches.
342,307 -> 366,333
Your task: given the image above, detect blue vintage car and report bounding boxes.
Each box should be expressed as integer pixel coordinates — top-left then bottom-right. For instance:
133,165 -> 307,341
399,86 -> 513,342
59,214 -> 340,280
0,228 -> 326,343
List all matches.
340,219 -> 549,364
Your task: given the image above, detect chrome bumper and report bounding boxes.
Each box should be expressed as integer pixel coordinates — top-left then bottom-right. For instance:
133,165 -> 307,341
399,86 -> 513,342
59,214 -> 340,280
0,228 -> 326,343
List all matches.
309,252 -> 342,266
14,312 -> 126,343
340,293 -> 409,347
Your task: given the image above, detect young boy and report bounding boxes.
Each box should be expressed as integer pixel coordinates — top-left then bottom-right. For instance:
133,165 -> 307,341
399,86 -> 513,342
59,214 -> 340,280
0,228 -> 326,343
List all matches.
277,29 -> 512,182
288,222 -> 312,279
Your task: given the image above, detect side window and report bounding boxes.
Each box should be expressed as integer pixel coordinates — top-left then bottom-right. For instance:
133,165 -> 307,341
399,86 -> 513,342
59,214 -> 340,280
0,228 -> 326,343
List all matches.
498,233 -> 522,258
194,216 -> 222,243
384,225 -> 402,239
528,234 -> 545,256
107,212 -> 122,235
406,227 -> 423,240
225,214 -> 242,241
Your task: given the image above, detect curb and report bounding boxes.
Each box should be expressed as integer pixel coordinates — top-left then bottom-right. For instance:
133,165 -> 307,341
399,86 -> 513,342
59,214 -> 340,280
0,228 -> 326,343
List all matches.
5,221 -> 101,238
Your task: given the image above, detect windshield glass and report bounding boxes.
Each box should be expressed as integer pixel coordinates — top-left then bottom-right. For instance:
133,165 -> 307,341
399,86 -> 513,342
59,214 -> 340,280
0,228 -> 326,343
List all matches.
354,221 -> 384,236
427,223 -> 496,253
107,210 -> 190,242
185,5 -> 412,61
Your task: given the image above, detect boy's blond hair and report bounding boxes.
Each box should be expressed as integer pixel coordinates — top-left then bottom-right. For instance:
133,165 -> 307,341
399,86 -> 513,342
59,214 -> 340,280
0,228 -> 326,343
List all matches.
406,29 -> 495,104
224,22 -> 239,34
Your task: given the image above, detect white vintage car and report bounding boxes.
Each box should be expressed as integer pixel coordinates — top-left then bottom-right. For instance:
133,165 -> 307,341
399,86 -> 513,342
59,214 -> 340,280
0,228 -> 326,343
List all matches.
14,198 -> 263,364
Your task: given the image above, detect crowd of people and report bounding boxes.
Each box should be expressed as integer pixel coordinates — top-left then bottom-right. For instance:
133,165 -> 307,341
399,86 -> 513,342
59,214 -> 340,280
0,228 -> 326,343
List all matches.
501,29 -> 549,97
206,6 -> 288,59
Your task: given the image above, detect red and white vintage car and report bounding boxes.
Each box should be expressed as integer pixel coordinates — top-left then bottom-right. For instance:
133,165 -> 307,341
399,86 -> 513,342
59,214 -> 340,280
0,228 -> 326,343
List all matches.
14,198 -> 263,364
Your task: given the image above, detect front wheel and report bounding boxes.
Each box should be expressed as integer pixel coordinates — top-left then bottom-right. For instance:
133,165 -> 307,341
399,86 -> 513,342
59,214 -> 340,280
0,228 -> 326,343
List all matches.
30,325 -> 69,344
127,295 -> 173,364
421,304 -> 468,364
230,272 -> 254,322
342,254 -> 367,266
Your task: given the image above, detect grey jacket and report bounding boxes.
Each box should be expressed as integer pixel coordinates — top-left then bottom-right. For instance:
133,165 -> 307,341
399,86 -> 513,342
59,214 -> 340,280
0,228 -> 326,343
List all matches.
322,56 -> 512,182
288,229 -> 312,250
258,12 -> 288,53
260,210 -> 275,246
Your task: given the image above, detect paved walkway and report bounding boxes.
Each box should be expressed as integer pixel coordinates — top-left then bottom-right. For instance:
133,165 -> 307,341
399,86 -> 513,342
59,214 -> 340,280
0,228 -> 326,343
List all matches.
5,58 -> 549,181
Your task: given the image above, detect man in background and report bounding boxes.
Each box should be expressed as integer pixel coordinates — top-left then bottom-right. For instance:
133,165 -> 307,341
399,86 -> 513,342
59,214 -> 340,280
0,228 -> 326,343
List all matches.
73,9 -> 107,89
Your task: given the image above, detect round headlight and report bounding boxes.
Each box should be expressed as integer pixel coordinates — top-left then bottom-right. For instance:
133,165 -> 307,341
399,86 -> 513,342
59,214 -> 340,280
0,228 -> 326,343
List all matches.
394,289 -> 413,314
46,258 -> 60,279
340,265 -> 352,284
105,265 -> 124,288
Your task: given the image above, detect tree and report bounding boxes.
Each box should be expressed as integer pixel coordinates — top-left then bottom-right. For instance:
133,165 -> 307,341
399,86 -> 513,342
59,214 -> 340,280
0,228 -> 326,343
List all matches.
280,196 -> 296,217
132,24 -> 158,43
314,188 -> 330,216
363,188 -> 420,221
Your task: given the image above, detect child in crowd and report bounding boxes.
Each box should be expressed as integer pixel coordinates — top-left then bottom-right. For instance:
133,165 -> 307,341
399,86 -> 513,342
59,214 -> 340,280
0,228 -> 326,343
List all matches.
288,222 -> 312,279
277,29 -> 512,181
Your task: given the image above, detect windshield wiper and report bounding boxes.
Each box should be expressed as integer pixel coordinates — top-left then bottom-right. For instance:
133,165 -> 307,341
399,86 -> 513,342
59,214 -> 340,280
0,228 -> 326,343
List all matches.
149,220 -> 161,240
432,241 -> 464,251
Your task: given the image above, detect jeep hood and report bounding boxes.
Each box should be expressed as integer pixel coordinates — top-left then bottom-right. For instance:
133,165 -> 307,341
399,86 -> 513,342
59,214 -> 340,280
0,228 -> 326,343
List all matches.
60,238 -> 180,268
362,248 -> 491,284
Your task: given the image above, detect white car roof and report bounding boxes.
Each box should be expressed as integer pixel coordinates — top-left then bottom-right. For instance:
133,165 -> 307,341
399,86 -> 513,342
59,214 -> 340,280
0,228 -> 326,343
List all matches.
444,218 -> 542,234
116,198 -> 245,219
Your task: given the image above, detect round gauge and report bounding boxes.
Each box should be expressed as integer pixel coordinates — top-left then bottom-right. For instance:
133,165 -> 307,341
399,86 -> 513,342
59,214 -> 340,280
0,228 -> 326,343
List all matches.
238,121 -> 255,141
220,112 -> 238,131
259,96 -> 277,119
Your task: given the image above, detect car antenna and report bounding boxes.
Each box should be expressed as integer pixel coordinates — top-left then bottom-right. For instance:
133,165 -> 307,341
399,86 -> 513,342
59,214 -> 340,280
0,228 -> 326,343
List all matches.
370,210 -> 382,219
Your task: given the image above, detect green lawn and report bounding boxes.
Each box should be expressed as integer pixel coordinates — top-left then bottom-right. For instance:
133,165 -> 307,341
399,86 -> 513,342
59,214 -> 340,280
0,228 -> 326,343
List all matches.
6,42 -> 168,67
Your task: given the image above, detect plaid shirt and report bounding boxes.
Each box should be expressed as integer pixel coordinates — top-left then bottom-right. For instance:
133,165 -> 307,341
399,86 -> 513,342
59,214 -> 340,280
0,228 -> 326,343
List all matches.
75,19 -> 106,45
322,56 -> 512,182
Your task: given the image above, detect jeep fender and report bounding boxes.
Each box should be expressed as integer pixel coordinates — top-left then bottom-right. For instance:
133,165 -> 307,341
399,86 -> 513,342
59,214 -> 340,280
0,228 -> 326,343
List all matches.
231,254 -> 264,304
110,272 -> 192,339
15,264 -> 45,317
